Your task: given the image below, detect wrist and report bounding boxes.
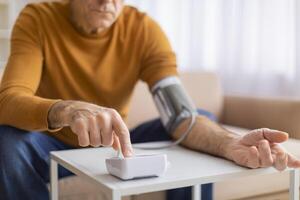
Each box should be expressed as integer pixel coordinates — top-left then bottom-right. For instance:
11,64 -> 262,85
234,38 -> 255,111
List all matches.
48,100 -> 72,129
220,134 -> 240,160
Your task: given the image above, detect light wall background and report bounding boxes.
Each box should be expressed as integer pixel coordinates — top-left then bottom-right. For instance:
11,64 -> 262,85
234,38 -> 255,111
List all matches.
126,0 -> 300,98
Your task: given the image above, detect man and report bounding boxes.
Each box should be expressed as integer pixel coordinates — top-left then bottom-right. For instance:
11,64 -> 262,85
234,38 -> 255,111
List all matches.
0,0 -> 299,200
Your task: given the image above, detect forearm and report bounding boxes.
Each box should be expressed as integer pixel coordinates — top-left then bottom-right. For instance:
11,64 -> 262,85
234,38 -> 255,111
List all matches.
173,115 -> 238,159
0,88 -> 60,131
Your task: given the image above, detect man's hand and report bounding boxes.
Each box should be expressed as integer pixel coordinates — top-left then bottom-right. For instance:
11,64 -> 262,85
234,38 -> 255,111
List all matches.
224,128 -> 300,171
48,100 -> 133,157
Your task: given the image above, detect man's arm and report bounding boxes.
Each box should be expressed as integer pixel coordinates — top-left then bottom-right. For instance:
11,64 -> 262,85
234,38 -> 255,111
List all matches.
0,5 -> 61,131
172,96 -> 300,171
173,115 -> 237,158
137,13 -> 300,170
150,76 -> 300,171
0,5 -> 134,157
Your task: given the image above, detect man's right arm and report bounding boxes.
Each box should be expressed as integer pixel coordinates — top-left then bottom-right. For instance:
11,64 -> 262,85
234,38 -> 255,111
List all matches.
0,5 -> 61,131
0,5 -> 133,156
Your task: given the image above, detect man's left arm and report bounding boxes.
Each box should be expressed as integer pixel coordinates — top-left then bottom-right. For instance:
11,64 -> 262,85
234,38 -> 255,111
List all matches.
172,104 -> 300,171
138,15 -> 300,171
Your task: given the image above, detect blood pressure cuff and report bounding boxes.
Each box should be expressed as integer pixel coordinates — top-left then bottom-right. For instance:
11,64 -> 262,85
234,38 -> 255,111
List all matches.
151,76 -> 198,134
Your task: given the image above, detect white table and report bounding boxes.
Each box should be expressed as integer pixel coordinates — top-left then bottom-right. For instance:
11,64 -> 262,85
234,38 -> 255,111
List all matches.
50,142 -> 299,200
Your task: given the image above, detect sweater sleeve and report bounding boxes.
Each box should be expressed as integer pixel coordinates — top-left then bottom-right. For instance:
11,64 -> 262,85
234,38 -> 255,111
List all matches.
139,15 -> 179,89
0,5 -> 61,132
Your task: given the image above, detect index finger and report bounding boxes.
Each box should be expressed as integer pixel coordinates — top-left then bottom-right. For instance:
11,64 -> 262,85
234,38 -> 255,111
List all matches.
112,132 -> 121,151
271,143 -> 300,169
110,110 -> 133,157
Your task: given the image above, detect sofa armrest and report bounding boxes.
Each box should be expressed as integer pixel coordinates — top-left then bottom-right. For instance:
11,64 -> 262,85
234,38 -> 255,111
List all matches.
221,95 -> 300,139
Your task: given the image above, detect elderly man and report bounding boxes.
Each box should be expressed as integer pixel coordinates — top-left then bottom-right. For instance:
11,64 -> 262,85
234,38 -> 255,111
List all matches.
0,0 -> 299,200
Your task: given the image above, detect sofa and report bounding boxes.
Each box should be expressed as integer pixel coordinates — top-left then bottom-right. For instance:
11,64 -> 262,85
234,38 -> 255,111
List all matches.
1,70 -> 300,199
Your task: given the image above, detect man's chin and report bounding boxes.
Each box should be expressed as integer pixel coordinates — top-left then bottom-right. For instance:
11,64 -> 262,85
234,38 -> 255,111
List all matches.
93,21 -> 114,31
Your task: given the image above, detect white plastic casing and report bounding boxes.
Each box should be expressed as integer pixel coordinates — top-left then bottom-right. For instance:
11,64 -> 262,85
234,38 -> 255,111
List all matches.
105,154 -> 168,180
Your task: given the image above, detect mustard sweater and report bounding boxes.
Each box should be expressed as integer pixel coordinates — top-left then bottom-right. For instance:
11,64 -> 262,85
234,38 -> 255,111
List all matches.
0,2 -> 178,146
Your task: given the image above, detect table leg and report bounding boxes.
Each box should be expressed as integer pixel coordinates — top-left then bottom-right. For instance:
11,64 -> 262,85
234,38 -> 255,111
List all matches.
50,159 -> 58,200
289,169 -> 299,200
111,191 -> 122,200
192,184 -> 201,200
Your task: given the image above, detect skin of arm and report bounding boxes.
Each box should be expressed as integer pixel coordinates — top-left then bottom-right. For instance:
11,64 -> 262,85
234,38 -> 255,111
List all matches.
172,114 -> 300,171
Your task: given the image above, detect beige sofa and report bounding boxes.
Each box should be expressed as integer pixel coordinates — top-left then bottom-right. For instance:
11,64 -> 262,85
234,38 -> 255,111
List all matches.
1,70 -> 300,199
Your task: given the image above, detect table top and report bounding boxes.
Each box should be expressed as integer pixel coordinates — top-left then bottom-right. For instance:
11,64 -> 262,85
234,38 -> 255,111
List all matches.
51,141 -> 292,196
